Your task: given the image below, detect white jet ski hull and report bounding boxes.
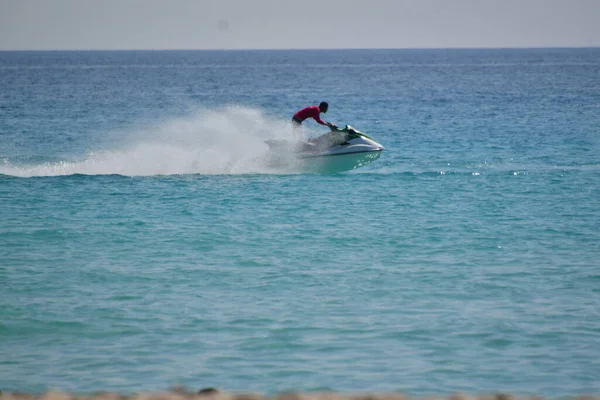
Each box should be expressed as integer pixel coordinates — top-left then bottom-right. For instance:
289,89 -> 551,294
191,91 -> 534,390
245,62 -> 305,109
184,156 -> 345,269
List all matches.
298,149 -> 382,173
264,125 -> 384,173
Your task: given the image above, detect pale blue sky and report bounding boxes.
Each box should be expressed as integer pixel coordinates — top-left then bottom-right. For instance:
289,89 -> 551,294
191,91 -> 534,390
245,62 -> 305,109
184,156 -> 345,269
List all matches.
1,0 -> 599,50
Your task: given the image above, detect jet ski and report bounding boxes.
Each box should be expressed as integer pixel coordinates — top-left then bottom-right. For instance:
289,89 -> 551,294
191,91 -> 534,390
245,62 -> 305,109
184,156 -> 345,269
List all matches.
264,125 -> 384,173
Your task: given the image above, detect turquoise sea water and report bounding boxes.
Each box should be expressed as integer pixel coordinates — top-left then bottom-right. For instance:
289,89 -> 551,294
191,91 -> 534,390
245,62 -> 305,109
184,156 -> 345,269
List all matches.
1,49 -> 599,397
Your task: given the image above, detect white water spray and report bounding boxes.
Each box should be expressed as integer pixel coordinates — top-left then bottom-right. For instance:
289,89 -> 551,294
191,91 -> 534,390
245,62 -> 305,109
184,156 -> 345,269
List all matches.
1,106 -> 301,177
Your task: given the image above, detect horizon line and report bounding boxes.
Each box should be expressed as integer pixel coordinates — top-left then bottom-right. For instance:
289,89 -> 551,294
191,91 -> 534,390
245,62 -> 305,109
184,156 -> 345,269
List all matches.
1,45 -> 600,52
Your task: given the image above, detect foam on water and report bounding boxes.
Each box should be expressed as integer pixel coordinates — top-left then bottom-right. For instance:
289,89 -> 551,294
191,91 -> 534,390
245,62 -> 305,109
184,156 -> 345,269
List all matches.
1,106 -> 299,177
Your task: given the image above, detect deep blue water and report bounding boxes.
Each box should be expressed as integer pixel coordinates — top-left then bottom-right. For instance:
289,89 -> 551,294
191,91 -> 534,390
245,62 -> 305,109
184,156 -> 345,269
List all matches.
1,49 -> 600,398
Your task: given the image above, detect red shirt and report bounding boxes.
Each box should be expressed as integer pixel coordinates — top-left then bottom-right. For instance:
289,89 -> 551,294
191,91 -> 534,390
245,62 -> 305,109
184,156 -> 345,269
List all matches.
293,106 -> 327,125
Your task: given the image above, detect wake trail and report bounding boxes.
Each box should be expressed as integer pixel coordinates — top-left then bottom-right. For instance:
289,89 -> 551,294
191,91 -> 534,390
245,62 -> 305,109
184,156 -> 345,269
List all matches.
1,106 -> 300,177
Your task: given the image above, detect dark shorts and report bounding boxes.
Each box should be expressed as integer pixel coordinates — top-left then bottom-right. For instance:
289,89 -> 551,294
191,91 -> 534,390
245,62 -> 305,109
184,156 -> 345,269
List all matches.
292,116 -> 302,126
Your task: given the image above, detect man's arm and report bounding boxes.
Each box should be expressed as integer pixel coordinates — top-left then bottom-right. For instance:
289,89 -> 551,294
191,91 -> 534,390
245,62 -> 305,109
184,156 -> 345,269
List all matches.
312,115 -> 328,125
313,112 -> 333,127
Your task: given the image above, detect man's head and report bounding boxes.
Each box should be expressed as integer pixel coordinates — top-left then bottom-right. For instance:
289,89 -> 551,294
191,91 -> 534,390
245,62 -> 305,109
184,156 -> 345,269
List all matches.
319,102 -> 329,113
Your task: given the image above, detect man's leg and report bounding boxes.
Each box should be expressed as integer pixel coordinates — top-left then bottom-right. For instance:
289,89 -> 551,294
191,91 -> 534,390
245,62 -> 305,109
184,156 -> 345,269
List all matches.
291,117 -> 303,140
